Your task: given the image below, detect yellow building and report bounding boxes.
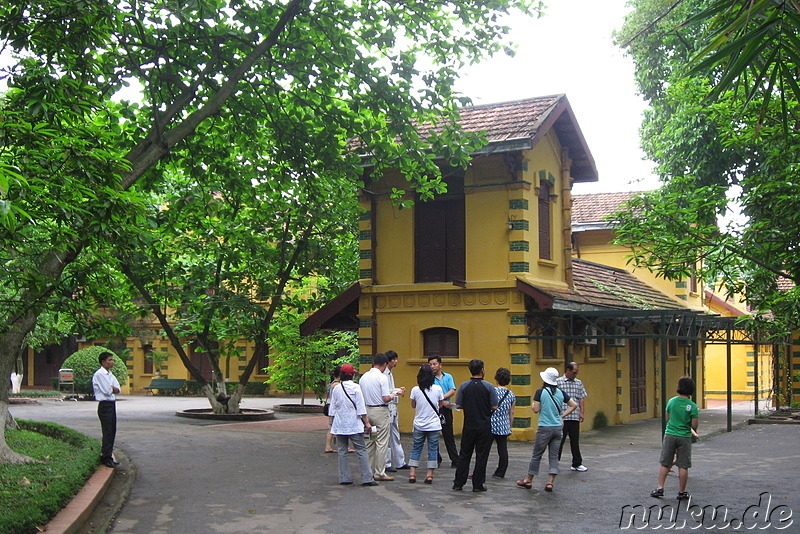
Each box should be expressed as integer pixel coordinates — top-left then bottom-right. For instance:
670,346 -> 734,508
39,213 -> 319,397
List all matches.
572,192 -> 775,405
22,317 -> 268,394
703,289 -> 773,401
304,96 -> 709,439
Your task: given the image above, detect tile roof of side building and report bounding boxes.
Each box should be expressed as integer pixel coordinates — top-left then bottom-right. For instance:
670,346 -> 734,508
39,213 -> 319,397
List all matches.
571,191 -> 641,226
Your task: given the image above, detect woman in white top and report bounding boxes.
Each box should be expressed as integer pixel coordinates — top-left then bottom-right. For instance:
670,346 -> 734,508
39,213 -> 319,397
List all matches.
408,364 -> 444,484
329,364 -> 377,486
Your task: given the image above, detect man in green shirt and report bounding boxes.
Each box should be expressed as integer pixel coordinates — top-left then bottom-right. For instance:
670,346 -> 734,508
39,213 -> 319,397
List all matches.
651,377 -> 699,501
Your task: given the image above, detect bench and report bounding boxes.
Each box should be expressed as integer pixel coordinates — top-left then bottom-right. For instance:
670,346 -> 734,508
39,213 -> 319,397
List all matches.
143,378 -> 186,395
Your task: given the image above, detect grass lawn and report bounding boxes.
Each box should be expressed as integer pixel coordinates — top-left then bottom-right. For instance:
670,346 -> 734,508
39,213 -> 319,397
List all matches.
0,420 -> 100,534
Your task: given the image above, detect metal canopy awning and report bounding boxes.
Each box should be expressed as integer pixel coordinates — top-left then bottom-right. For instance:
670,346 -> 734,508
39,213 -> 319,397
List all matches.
523,309 -> 774,345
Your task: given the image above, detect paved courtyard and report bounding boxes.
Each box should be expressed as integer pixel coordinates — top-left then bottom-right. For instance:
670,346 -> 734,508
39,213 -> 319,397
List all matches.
10,396 -> 799,533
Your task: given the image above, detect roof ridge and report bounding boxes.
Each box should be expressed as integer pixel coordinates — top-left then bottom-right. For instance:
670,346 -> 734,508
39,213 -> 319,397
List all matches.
460,94 -> 565,111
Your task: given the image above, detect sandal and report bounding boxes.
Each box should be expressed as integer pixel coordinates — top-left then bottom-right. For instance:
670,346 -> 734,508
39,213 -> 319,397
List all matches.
677,491 -> 691,501
324,449 -> 336,453
408,475 -> 416,483
650,488 -> 664,498
424,476 -> 433,484
516,479 -> 532,489
544,483 -> 554,492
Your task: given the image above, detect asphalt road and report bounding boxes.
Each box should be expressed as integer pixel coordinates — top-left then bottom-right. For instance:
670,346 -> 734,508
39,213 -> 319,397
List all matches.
10,396 -> 800,533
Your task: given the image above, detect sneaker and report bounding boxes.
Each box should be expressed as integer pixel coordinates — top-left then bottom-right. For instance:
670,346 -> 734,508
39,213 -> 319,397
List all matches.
571,465 -> 588,472
650,488 -> 664,498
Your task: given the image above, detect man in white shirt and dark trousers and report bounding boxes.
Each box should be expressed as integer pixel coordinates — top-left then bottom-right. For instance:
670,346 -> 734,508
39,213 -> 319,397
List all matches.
384,350 -> 408,472
92,352 -> 121,468
359,353 -> 400,481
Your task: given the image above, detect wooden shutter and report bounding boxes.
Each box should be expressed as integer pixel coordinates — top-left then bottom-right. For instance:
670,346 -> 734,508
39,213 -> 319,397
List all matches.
415,197 -> 465,282
538,181 -> 551,260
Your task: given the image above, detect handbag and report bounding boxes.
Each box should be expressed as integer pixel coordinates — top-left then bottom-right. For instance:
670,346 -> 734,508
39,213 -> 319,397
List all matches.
421,389 -> 446,426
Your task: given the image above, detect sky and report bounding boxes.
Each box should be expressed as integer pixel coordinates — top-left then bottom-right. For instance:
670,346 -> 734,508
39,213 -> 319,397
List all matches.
454,0 -> 660,194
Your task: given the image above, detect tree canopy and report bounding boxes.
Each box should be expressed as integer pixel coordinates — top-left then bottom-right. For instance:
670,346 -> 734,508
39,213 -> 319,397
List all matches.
615,0 -> 800,338
0,0 -> 540,461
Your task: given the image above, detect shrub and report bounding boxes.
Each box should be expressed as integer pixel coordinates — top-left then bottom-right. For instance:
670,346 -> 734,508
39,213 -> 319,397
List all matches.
61,346 -> 128,395
0,420 -> 100,534
10,390 -> 63,398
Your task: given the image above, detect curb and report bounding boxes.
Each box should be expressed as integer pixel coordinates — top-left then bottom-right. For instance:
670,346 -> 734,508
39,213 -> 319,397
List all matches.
44,467 -> 115,534
44,449 -> 135,534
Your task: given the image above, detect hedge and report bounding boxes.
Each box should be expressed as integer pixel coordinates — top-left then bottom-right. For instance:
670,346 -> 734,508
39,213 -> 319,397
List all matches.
0,420 -> 100,534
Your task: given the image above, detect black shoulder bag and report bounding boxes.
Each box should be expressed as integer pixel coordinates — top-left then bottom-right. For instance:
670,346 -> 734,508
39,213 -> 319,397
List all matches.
421,389 -> 446,426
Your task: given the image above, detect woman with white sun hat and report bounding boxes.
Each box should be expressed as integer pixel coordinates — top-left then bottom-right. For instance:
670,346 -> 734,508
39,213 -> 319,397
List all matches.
516,367 -> 578,493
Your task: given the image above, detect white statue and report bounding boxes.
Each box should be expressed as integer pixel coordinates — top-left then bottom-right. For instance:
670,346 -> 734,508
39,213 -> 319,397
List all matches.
10,372 -> 23,394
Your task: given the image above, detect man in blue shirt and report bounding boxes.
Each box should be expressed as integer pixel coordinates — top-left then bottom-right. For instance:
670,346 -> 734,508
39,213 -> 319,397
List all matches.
428,355 -> 458,467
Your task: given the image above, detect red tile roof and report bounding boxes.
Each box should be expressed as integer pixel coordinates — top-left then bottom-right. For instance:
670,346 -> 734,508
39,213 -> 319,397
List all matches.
571,258 -> 687,310
521,258 -> 688,311
572,192 -> 640,225
358,95 -> 598,182
446,95 -> 562,143
777,276 -> 795,291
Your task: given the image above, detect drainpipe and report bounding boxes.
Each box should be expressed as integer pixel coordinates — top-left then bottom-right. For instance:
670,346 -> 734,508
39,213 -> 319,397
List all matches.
561,147 -> 574,288
370,194 -> 378,359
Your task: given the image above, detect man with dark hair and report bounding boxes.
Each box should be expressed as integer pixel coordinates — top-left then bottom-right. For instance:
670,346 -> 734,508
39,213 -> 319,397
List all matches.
359,353 -> 400,481
556,362 -> 588,472
428,355 -> 458,467
92,351 -> 121,468
383,350 -> 408,472
452,359 -> 498,492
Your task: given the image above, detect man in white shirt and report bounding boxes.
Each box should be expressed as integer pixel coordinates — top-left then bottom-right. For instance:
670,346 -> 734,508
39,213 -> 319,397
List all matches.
92,351 -> 121,468
383,350 -> 408,472
359,353 -> 399,481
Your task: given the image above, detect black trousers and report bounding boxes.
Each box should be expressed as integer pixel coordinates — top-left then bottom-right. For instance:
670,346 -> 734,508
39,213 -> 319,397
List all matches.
491,434 -> 509,477
558,419 -> 582,467
98,400 -> 117,462
453,428 -> 493,489
437,406 -> 459,465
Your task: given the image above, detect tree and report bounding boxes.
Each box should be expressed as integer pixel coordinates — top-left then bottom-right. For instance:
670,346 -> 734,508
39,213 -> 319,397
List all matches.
0,0 -> 540,462
620,0 -> 800,125
615,0 -> 800,340
118,145 -> 360,413
267,310 -> 359,405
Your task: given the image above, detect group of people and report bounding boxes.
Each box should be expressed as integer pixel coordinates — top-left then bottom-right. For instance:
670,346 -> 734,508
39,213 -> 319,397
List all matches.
91,347 -> 699,501
325,353 -> 593,492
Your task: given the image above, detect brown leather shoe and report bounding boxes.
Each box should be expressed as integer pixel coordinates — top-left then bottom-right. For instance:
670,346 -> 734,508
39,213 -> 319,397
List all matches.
374,475 -> 395,481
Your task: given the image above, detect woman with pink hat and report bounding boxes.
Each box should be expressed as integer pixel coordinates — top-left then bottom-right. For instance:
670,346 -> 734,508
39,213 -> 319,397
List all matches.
329,364 -> 378,486
516,367 -> 578,493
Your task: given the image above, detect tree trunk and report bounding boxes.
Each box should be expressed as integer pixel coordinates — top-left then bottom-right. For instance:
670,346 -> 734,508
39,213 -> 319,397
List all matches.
202,383 -> 242,414
0,401 -> 32,464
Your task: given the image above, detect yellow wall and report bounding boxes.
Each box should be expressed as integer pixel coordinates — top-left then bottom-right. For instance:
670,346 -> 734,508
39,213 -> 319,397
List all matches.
703,292 -> 772,401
